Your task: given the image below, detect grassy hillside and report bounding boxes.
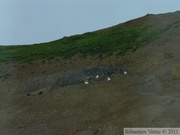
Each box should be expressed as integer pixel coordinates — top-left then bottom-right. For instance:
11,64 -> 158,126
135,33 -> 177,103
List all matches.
0,13 -> 180,63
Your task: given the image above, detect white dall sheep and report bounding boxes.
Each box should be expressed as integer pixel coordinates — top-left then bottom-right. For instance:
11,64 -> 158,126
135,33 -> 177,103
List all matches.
96,75 -> 99,79
84,81 -> 89,85
124,71 -> 127,75
107,77 -> 111,81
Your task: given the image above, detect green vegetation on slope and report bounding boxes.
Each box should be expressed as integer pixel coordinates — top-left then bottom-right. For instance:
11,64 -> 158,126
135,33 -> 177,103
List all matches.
0,20 -> 179,63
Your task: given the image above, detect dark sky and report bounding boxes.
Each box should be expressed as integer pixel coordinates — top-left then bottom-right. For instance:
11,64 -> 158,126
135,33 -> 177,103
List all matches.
0,0 -> 180,45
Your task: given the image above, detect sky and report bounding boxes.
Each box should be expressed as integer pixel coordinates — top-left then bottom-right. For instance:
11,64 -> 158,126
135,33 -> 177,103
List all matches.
0,0 -> 180,45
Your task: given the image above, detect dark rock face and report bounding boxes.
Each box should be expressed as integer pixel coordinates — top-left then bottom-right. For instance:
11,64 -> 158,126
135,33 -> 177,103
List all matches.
25,65 -> 126,93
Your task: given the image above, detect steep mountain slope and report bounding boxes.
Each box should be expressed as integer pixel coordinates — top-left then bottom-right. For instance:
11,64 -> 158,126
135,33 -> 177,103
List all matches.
0,11 -> 180,135
0,11 -> 180,63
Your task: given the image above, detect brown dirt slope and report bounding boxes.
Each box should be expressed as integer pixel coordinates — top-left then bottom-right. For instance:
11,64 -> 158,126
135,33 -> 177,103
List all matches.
0,11 -> 180,135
